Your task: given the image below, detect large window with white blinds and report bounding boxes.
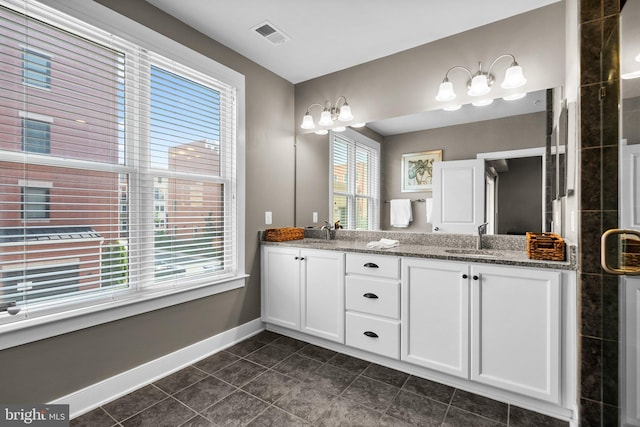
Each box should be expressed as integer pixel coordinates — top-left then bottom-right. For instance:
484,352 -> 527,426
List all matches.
330,129 -> 380,230
0,0 -> 243,331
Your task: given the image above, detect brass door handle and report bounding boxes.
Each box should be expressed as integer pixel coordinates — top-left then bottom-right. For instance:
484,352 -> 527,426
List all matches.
601,229 -> 640,275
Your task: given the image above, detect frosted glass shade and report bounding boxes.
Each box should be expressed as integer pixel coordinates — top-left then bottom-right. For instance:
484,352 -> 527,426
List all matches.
300,113 -> 315,129
468,74 -> 490,96
472,98 -> 493,107
338,104 -> 353,121
319,110 -> 333,126
435,81 -> 456,101
501,65 -> 527,89
442,104 -> 461,111
503,92 -> 527,101
333,126 -> 346,132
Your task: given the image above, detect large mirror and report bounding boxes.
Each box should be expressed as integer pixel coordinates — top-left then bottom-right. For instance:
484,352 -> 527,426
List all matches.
295,87 -> 565,235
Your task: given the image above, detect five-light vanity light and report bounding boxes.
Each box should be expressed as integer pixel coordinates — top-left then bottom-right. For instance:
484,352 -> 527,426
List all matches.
300,95 -> 357,134
435,54 -> 528,111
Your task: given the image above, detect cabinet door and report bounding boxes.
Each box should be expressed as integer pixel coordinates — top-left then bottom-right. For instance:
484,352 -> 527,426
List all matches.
432,159 -> 485,234
471,264 -> 561,403
402,258 -> 470,378
301,249 -> 345,343
261,246 -> 301,329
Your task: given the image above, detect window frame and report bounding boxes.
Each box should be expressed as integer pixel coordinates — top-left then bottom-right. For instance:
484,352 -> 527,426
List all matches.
0,0 -> 246,350
329,128 -> 380,230
21,46 -> 52,89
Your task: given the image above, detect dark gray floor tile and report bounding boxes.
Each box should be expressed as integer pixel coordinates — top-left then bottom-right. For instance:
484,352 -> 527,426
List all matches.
273,353 -> 323,380
443,406 -> 506,426
315,397 -> 382,427
102,384 -> 167,422
251,330 -> 283,345
194,351 -> 240,375
246,406 -> 310,426
275,382 -> 337,423
362,363 -> 409,388
173,376 -> 235,412
153,366 -> 208,394
121,397 -> 195,427
402,375 -> 455,404
213,359 -> 266,387
241,370 -> 300,403
179,415 -> 215,427
509,405 -> 569,427
450,389 -> 508,424
303,363 -> 357,395
70,407 -> 117,427
326,353 -> 371,374
271,336 -> 308,352
245,343 -> 296,368
225,339 -> 265,357
297,343 -> 337,362
386,390 -> 448,427
377,414 -> 416,427
342,376 -> 400,413
200,390 -> 269,427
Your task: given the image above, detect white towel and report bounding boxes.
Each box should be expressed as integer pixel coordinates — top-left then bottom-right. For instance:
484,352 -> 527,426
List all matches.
366,238 -> 399,249
425,198 -> 433,223
390,199 -> 412,228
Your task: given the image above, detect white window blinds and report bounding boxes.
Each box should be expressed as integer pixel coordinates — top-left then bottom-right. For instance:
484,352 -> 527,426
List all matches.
0,0 -> 239,323
330,129 -> 380,230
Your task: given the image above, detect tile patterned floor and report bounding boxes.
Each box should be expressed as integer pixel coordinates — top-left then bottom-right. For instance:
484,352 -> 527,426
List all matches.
71,331 -> 569,427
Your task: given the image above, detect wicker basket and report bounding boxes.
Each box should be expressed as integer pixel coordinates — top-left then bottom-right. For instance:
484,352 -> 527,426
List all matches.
526,232 -> 565,261
263,227 -> 305,242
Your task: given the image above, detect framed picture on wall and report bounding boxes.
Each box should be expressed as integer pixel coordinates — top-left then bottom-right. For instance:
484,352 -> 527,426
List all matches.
401,149 -> 442,192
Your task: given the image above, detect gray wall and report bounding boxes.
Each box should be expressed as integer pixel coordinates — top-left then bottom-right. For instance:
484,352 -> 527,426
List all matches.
496,156 -> 543,234
0,0 -> 295,403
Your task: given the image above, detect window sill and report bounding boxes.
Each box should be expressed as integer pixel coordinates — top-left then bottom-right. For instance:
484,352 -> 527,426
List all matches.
0,274 -> 248,351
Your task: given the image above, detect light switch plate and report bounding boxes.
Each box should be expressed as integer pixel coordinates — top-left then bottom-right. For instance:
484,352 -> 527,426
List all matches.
265,211 -> 272,225
313,212 -> 318,223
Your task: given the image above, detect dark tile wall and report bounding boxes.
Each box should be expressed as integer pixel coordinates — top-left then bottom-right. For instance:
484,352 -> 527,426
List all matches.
578,1 -> 621,425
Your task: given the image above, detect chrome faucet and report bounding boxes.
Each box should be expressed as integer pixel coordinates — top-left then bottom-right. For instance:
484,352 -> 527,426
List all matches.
321,220 -> 332,240
476,222 -> 488,250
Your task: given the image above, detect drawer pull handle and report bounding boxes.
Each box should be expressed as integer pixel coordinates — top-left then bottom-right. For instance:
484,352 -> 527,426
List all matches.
363,262 -> 379,268
363,293 -> 379,299
363,331 -> 379,338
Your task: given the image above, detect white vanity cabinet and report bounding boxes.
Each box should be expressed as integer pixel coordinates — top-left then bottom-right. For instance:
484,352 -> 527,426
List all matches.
261,246 -> 345,343
402,258 -> 562,403
345,253 -> 401,359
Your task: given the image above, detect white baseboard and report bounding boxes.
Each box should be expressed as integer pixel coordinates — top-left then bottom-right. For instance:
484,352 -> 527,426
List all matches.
52,318 -> 264,419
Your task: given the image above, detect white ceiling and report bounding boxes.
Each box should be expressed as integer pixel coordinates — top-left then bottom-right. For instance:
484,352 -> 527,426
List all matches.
146,0 -> 561,84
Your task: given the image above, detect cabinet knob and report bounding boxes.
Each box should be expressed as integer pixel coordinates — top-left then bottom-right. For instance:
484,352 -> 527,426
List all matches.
294,256 -> 299,260
363,262 -> 379,268
462,274 -> 468,279
363,293 -> 379,299
363,331 -> 379,338
473,275 -> 479,281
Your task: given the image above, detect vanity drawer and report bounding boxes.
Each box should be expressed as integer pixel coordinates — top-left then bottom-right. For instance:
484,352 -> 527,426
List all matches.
346,276 -> 400,319
345,312 -> 400,359
346,253 -> 400,279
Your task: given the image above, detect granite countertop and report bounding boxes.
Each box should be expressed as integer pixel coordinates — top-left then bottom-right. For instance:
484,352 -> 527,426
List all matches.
260,230 -> 577,271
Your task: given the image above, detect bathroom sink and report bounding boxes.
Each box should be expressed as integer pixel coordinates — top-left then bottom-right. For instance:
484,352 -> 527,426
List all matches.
444,249 -> 503,258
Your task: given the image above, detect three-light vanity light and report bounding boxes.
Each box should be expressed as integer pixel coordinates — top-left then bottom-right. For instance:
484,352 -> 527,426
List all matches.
300,95 -> 362,135
435,54 -> 528,111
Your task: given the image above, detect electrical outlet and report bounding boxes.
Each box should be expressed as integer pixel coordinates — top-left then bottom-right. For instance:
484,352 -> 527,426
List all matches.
265,211 -> 272,225
313,212 -> 318,223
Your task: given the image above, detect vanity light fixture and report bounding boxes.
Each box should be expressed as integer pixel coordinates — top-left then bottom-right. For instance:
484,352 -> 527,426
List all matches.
435,54 -> 527,104
300,96 -> 354,131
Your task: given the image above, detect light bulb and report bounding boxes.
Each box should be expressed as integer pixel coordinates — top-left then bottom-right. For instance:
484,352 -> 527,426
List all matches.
435,80 -> 456,101
300,113 -> 315,130
337,104 -> 353,121
501,64 -> 527,89
468,74 -> 490,96
318,110 -> 333,126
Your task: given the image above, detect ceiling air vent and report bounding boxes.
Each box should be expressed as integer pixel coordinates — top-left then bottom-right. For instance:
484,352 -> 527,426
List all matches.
252,21 -> 290,46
